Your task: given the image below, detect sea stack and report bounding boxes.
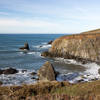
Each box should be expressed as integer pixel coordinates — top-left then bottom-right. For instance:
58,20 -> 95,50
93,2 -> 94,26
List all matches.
19,42 -> 30,50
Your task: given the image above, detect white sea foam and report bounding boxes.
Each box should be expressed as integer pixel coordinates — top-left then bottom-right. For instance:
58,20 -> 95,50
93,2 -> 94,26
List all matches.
33,44 -> 51,49
54,57 -> 81,65
0,69 -> 37,86
55,57 -> 100,83
42,42 -> 47,45
19,51 -> 41,57
27,51 -> 41,56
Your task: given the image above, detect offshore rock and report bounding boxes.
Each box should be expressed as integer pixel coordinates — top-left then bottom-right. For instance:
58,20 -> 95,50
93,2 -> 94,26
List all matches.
37,61 -> 56,81
19,42 -> 30,50
42,29 -> 100,63
0,68 -> 18,75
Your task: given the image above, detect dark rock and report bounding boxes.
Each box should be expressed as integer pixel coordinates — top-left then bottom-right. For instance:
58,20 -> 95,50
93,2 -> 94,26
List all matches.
37,61 -> 56,81
30,72 -> 37,75
98,69 -> 100,74
55,71 -> 60,77
0,69 -> 4,75
31,77 -> 39,80
41,51 -> 52,57
3,68 -> 18,75
77,79 -> 84,83
48,41 -> 53,44
19,42 -> 30,50
91,78 -> 98,81
0,81 -> 3,85
22,70 -> 27,73
31,77 -> 36,79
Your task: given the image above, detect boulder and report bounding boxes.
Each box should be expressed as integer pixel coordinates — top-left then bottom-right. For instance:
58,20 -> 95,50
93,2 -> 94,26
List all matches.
2,68 -> 18,75
37,61 -> 56,81
19,43 -> 30,50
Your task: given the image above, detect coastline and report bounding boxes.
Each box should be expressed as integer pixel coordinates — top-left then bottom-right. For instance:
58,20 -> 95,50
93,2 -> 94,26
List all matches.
1,29 -> 100,99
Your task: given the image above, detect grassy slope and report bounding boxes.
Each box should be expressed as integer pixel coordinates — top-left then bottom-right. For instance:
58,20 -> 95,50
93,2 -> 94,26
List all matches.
55,28 -> 100,40
0,80 -> 100,100
81,28 -> 100,34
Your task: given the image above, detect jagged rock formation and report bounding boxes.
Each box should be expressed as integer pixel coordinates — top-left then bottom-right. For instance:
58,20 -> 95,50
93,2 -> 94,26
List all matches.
19,42 -> 30,50
37,61 -> 56,81
41,29 -> 100,63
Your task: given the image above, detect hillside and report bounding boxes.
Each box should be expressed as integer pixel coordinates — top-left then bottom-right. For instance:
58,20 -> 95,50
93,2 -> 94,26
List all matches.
1,80 -> 100,100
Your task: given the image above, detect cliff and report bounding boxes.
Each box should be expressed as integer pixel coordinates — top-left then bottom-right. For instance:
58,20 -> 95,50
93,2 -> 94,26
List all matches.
42,29 -> 100,63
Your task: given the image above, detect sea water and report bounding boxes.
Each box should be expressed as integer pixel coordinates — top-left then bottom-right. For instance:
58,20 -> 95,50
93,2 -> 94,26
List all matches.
0,34 -> 100,85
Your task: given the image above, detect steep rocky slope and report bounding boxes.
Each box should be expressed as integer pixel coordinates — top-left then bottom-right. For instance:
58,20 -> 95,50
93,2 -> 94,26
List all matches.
42,29 -> 100,63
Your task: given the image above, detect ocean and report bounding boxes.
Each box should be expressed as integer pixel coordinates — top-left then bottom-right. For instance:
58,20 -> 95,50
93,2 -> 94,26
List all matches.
0,34 -> 100,86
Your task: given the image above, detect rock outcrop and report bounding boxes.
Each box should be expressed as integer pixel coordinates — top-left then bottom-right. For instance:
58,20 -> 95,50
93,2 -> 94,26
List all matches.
48,40 -> 53,44
19,43 -> 30,50
37,61 -> 56,81
0,68 -> 18,75
41,29 -> 100,63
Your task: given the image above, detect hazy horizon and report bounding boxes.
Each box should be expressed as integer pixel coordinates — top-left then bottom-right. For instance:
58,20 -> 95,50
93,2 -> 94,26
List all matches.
0,0 -> 100,34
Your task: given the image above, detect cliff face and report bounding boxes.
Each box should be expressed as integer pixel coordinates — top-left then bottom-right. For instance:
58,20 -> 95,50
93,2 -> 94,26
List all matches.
43,29 -> 100,62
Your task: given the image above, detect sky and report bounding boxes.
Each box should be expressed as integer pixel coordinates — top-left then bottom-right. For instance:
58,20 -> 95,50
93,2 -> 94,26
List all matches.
0,0 -> 100,33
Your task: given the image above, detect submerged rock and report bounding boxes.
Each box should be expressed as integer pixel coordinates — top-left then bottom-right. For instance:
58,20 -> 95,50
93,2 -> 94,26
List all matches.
37,61 -> 56,81
19,42 -> 30,50
41,51 -> 52,57
0,68 -> 18,75
30,72 -> 37,75
22,69 -> 27,73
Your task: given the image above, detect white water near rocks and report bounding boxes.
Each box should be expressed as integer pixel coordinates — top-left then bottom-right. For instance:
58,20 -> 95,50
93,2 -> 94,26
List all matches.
0,42 -> 51,86
55,58 -> 100,83
0,34 -> 100,86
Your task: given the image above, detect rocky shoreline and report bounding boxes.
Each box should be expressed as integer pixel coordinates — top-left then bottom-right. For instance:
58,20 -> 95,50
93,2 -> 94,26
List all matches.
1,29 -> 100,99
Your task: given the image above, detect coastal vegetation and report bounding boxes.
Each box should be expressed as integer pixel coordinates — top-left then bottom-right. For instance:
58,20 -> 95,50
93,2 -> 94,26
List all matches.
0,80 -> 100,100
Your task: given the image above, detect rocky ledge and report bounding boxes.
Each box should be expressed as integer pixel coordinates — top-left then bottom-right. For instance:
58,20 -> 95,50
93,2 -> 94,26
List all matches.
41,29 -> 100,63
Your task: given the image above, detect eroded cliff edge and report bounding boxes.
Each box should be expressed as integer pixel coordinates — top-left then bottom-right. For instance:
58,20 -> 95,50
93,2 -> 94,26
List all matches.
42,29 -> 100,63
